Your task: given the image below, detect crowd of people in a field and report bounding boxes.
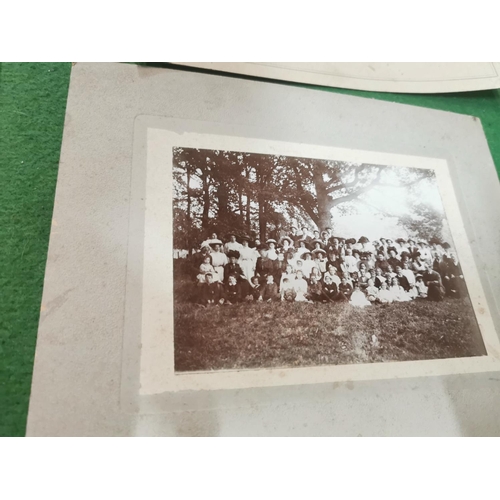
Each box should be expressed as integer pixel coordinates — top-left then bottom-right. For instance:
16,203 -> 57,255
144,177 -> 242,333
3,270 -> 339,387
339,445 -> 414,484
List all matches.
186,225 -> 466,307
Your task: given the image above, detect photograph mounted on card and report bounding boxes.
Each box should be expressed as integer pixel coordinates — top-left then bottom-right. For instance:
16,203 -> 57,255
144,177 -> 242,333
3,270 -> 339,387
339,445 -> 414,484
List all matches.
125,115 -> 500,397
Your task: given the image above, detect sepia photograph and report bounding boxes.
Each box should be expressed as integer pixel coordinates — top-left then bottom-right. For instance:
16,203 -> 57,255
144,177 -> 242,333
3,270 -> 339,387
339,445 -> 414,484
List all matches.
172,147 -> 487,373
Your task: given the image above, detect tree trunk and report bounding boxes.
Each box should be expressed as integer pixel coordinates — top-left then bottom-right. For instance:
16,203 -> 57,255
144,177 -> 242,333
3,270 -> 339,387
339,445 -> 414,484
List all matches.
186,166 -> 192,252
218,181 -> 229,219
201,167 -> 210,230
259,197 -> 266,241
245,167 -> 252,233
312,161 -> 333,231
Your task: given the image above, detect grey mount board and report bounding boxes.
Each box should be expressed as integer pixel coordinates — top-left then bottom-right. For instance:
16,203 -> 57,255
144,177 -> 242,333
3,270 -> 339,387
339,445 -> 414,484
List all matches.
27,63 -> 500,436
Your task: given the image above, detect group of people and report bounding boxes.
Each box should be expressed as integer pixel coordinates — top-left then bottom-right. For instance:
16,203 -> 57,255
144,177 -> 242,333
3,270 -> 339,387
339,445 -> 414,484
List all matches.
189,225 -> 466,307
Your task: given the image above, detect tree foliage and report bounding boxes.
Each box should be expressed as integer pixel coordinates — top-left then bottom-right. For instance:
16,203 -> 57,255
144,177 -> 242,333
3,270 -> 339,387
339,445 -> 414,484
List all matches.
173,147 -> 434,249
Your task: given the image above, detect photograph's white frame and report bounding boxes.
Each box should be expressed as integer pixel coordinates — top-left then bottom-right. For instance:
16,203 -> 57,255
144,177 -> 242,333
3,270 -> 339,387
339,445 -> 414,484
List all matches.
133,118 -> 500,396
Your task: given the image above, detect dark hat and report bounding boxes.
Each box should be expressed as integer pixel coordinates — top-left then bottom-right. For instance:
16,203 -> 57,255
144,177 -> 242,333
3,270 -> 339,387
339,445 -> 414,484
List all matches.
240,234 -> 251,242
387,246 -> 398,253
257,244 -> 268,251
302,251 -> 312,258
442,242 -> 451,249
400,251 -> 410,259
358,236 -> 369,244
227,250 -> 240,259
429,236 -> 441,245
312,239 -> 323,246
396,238 -> 406,244
346,238 -> 357,245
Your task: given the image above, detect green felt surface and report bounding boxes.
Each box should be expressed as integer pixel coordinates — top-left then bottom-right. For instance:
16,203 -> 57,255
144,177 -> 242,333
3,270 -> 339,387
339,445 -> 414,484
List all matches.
0,63 -> 499,437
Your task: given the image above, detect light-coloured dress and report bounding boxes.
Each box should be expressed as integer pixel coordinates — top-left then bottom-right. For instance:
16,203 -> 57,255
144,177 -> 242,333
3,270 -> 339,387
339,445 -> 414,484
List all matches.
378,288 -> 394,303
390,285 -> 412,302
210,251 -> 228,282
224,241 -> 243,254
239,245 -> 257,282
294,278 -> 309,302
197,263 -> 216,283
350,290 -> 371,308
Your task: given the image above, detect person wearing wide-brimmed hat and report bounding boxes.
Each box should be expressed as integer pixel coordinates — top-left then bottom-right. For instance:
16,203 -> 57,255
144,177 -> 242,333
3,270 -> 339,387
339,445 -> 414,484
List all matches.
200,232 -> 220,249
224,250 -> 245,284
266,239 -> 278,261
313,248 -> 327,274
301,251 -> 316,279
255,244 -> 274,285
279,235 -> 294,254
294,239 -> 310,259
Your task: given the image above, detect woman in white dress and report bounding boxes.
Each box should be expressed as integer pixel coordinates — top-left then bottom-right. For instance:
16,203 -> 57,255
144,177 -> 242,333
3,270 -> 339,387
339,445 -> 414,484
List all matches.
209,242 -> 228,283
238,236 -> 257,282
224,234 -> 242,255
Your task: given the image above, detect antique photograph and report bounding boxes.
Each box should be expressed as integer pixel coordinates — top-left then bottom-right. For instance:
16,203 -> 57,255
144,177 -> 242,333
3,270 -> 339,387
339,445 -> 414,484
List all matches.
172,147 -> 487,373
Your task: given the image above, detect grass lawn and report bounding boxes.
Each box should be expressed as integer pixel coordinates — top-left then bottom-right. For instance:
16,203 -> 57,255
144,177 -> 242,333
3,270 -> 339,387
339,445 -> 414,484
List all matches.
174,279 -> 486,372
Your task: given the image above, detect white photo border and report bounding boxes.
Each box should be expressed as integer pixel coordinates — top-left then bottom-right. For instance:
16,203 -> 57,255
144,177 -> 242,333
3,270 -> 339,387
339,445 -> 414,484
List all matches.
133,119 -> 500,395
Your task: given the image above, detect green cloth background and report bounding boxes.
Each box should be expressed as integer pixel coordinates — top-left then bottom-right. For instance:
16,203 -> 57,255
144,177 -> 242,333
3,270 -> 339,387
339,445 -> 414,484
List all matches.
1,62 -> 499,436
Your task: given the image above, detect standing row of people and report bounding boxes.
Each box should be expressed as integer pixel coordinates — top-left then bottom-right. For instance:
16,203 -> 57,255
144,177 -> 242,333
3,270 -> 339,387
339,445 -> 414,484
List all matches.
190,229 -> 466,306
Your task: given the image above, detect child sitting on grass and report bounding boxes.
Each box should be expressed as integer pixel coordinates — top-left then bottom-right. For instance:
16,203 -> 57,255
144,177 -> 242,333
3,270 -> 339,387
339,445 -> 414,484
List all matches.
307,274 -> 323,302
349,283 -> 371,308
321,274 -> 338,302
224,275 -> 241,304
365,279 -> 379,303
260,274 -> 280,302
377,281 -> 393,304
293,270 -> 310,302
280,277 -> 297,302
196,255 -> 216,284
248,275 -> 262,301
337,277 -> 353,301
200,273 -> 224,306
415,274 -> 428,299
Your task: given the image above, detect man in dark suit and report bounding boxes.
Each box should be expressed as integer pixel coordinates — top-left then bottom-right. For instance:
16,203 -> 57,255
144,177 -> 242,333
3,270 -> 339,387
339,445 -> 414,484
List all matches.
422,263 -> 446,301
